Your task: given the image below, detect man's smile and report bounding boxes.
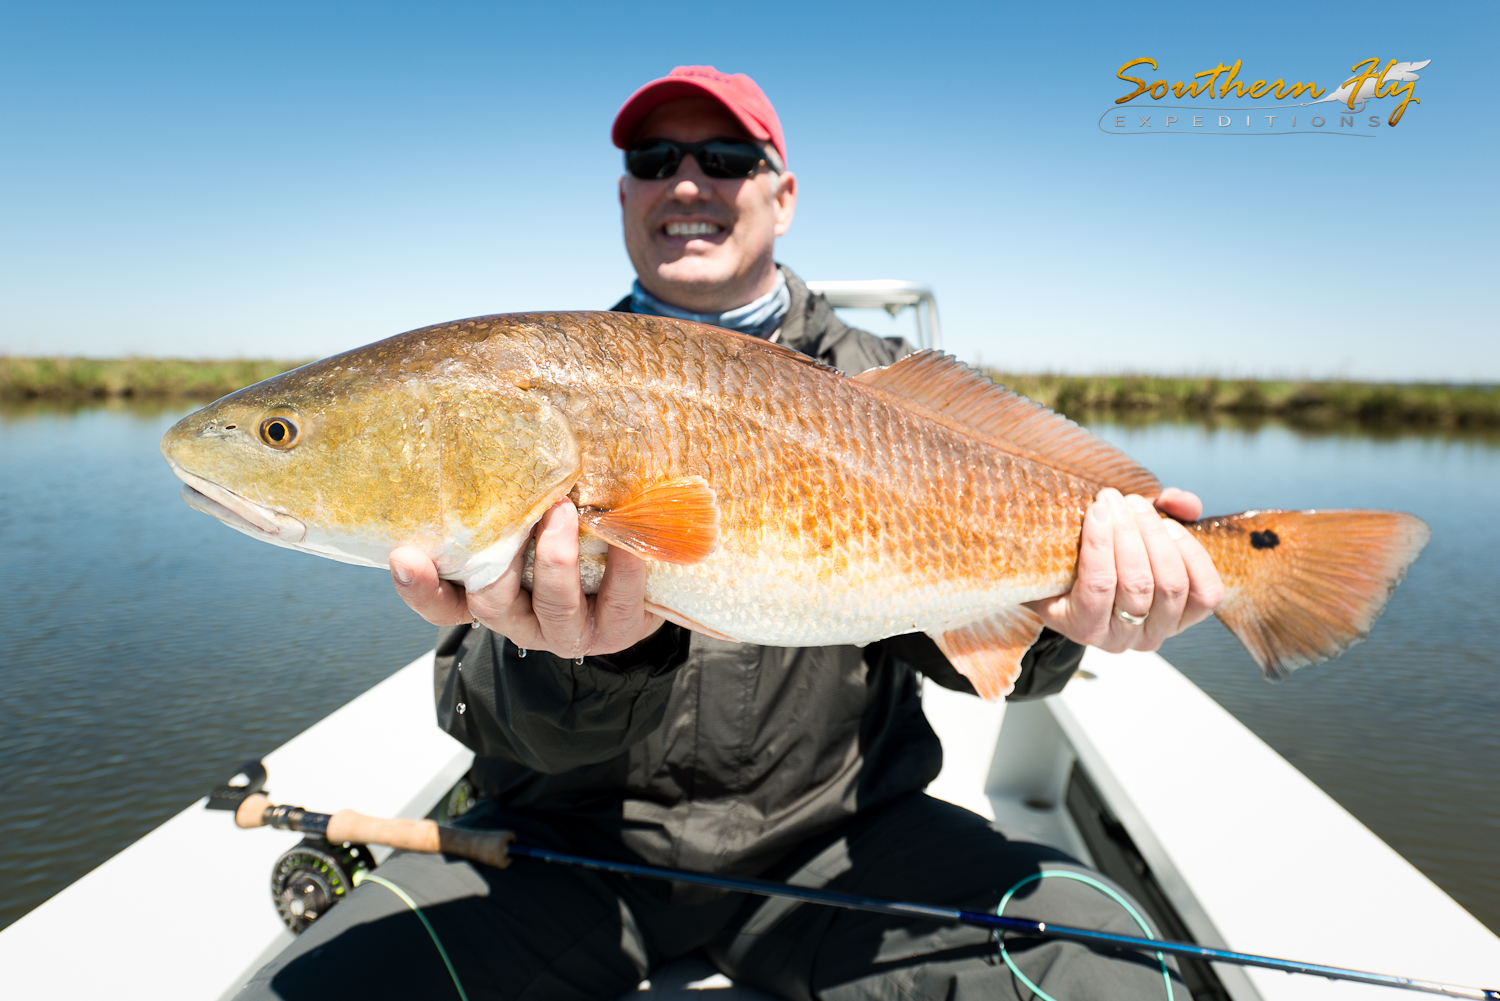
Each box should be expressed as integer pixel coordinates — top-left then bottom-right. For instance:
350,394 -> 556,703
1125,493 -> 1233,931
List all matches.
663,220 -> 725,237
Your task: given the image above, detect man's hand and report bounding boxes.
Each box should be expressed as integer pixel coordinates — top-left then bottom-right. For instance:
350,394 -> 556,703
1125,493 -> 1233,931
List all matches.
1025,487 -> 1225,653
389,500 -> 665,658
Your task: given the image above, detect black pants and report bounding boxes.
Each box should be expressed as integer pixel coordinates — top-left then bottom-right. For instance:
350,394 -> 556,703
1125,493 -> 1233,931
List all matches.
242,794 -> 1186,1000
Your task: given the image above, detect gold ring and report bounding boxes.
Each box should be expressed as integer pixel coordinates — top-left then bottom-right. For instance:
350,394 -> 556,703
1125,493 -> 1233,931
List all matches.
1116,608 -> 1148,626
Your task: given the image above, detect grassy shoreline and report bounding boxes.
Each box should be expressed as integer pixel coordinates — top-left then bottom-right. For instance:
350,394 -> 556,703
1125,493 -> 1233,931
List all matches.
1,357 -> 308,402
3,356 -> 1496,430
983,372 -> 1500,430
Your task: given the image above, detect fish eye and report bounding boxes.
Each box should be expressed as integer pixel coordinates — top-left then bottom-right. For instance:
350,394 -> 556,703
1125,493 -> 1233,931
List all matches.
258,416 -> 301,449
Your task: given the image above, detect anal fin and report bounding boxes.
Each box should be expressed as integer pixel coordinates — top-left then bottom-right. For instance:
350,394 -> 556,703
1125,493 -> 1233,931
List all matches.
928,606 -> 1045,701
578,476 -> 719,565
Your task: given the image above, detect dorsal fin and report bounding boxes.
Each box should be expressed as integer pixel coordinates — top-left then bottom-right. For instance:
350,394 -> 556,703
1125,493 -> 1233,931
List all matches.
854,351 -> 1160,497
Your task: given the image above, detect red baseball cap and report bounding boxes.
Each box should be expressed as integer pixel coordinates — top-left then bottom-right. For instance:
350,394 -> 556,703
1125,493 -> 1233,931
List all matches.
611,65 -> 787,165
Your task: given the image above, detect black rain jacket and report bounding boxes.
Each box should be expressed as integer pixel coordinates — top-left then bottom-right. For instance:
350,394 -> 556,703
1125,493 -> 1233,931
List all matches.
434,268 -> 1084,884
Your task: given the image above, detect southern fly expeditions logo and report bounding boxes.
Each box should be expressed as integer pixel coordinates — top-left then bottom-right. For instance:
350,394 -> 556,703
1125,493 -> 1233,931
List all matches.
1101,57 -> 1430,136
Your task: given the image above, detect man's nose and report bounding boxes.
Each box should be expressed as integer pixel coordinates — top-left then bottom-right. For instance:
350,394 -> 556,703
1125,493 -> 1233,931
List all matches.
667,155 -> 713,201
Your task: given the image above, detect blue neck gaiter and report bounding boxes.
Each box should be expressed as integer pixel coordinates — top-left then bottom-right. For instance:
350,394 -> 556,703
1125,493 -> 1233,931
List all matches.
630,269 -> 790,342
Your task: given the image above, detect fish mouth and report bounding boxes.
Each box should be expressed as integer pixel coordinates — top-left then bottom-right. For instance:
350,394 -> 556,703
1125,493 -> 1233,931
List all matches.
168,463 -> 307,543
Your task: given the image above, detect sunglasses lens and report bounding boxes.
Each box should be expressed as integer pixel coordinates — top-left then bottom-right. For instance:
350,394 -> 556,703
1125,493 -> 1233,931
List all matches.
625,140 -> 766,180
625,142 -> 683,180
697,141 -> 765,178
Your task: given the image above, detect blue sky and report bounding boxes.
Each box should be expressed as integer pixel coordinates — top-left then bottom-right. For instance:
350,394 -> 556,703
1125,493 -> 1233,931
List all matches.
0,1 -> 1494,379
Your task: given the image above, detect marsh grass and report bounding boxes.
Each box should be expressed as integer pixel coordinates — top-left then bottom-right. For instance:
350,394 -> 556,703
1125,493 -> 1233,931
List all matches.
4,356 -> 1496,431
1,357 -> 308,401
985,372 -> 1500,431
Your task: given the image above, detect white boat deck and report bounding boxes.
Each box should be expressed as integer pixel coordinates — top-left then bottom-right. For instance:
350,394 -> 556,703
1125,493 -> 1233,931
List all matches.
0,653 -> 475,1000
2,648 -> 1497,999
926,648 -> 1500,999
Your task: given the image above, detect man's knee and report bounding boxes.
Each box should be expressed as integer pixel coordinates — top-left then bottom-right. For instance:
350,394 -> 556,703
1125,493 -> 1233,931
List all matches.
236,842 -> 646,1001
716,797 -> 1187,1001
989,862 -> 1190,1000
807,863 -> 1190,1001
238,851 -> 491,999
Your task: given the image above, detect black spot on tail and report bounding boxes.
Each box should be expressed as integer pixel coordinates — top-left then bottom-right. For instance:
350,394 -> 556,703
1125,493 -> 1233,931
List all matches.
1250,529 -> 1280,550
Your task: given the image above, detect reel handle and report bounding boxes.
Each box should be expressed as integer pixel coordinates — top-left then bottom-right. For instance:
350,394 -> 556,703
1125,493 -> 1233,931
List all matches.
233,793 -> 513,868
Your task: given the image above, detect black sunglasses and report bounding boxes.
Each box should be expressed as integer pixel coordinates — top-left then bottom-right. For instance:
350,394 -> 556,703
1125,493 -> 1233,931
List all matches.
624,138 -> 780,180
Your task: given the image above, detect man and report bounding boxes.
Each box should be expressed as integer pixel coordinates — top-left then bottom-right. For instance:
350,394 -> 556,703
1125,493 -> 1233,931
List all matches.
245,66 -> 1222,1000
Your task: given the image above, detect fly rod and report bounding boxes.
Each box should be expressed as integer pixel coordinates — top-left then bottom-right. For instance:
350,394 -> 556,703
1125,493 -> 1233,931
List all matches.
230,792 -> 1499,1000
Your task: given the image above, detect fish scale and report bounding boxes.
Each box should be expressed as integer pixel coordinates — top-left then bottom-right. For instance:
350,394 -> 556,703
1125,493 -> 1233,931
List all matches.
548,331 -> 1088,646
161,310 -> 1430,698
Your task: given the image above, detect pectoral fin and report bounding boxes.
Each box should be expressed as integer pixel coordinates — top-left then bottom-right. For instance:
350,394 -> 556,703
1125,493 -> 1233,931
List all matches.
578,476 -> 720,565
928,606 -> 1046,701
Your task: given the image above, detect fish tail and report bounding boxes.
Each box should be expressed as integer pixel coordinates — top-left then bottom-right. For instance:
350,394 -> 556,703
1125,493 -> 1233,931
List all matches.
1191,509 -> 1430,680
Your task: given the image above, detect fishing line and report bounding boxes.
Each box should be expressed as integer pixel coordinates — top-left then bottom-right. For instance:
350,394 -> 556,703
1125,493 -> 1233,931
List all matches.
222,782 -> 1499,1000
996,871 -> 1173,1001
352,871 -> 469,1001
505,843 -> 1500,999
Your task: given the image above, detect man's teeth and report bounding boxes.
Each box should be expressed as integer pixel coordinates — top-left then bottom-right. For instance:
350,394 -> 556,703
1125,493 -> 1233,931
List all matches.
665,221 -> 723,237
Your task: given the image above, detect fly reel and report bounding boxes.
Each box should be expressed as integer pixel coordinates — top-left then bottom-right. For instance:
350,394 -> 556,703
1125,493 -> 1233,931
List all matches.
270,837 -> 375,933
204,760 -> 380,934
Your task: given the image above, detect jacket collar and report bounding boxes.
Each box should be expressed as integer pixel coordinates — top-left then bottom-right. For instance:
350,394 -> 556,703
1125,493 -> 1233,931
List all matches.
775,265 -> 853,360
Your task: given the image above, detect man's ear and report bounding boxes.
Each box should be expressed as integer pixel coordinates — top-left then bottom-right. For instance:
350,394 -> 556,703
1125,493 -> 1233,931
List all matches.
773,172 -> 797,237
619,175 -> 627,209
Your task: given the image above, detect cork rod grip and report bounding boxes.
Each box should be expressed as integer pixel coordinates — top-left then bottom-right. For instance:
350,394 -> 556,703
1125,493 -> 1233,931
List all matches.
228,796 -> 514,868
235,793 -> 272,828
326,809 -> 441,853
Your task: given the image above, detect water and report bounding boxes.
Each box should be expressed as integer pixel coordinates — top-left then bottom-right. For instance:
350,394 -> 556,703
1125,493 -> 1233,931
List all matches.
0,403 -> 435,930
1096,420 -> 1500,934
0,407 -> 1497,936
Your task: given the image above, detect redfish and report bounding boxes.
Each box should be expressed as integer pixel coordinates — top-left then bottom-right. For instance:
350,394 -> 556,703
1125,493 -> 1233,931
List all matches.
159,312 -> 1430,698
